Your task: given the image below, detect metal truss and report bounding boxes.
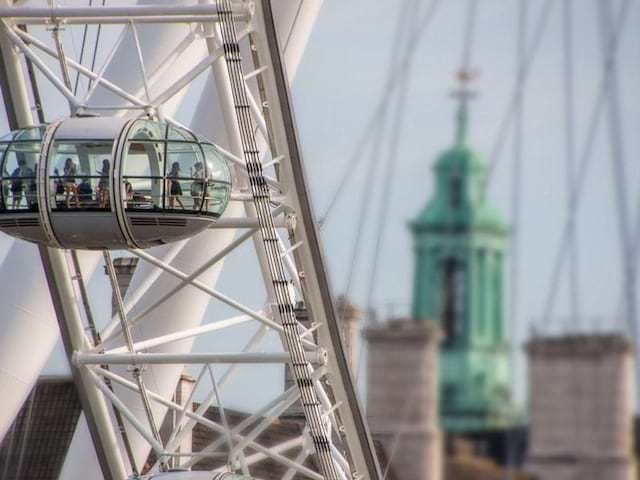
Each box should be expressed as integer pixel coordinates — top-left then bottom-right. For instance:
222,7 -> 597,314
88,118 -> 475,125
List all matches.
0,1 -> 380,479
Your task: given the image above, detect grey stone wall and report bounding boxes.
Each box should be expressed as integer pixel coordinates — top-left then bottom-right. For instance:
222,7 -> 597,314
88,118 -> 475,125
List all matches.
365,319 -> 443,480
526,334 -> 637,480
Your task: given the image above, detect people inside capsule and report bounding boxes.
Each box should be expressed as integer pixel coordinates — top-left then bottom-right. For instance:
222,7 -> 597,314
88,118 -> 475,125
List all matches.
62,157 -> 79,208
0,120 -> 232,249
9,158 -> 32,209
27,162 -> 38,210
167,161 -> 185,210
97,159 -> 110,208
77,177 -> 93,206
191,161 -> 206,211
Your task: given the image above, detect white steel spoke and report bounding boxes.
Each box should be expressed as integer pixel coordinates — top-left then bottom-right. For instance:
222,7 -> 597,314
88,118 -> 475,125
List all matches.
14,26 -> 145,108
130,21 -> 151,102
182,385 -> 299,468
128,249 -> 293,337
217,324 -> 270,388
261,154 -> 283,169
76,351 -> 324,365
149,364 -> 209,471
150,45 -> 225,107
208,216 -> 287,229
331,444 -> 352,480
244,82 -> 268,139
283,448 -> 310,480
170,363 -> 207,437
170,324 -> 272,452
244,65 -> 268,81
146,26 -> 259,109
95,367 -> 318,476
228,389 -> 301,459
99,240 -> 189,343
4,23 -> 81,109
12,26 -> 196,130
144,27 -> 199,91
223,436 -> 321,480
279,236 -> 303,295
215,143 -> 282,190
0,3 -> 252,24
83,23 -> 129,104
89,369 -> 164,457
102,314 -> 253,354
118,228 -> 256,327
207,365 -> 242,472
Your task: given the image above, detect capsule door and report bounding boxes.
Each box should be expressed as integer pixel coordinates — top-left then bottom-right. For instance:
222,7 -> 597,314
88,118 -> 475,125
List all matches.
47,138 -> 127,249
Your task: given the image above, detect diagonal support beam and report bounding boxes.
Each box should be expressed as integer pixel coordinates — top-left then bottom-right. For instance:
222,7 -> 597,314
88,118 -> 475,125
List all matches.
95,367 -> 321,478
3,22 -> 81,108
102,314 -> 254,354
128,248 -> 318,351
123,228 -> 256,326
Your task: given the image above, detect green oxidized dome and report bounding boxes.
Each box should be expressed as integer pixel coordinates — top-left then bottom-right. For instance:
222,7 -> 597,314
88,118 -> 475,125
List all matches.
411,92 -> 507,235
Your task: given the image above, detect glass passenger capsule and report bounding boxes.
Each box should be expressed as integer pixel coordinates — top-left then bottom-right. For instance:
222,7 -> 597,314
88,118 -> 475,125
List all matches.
0,117 -> 232,249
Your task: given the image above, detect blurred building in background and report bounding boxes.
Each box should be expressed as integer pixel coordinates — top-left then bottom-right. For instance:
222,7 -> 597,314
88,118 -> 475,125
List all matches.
365,319 -> 442,480
409,77 -> 513,432
525,334 -> 637,480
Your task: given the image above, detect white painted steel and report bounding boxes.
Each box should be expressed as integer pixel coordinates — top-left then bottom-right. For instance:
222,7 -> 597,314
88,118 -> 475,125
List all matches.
0,2 -> 251,21
57,0 -> 227,473
142,470 -> 254,479
0,0 -> 206,444
65,2 -> 321,474
0,2 -> 373,478
75,351 -> 325,365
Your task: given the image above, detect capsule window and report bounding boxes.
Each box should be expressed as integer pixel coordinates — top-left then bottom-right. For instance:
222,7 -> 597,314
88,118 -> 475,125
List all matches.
168,125 -> 197,142
49,142 -> 113,211
130,119 -> 164,141
1,142 -> 39,212
123,140 -> 165,211
13,126 -> 46,141
166,142 -> 206,212
202,144 -> 231,216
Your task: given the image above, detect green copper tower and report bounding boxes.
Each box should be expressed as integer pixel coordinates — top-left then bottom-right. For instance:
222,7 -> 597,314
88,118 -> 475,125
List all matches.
410,74 -> 513,431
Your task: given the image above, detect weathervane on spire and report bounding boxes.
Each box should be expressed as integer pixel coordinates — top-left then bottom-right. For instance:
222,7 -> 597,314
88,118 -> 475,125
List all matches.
451,68 -> 478,145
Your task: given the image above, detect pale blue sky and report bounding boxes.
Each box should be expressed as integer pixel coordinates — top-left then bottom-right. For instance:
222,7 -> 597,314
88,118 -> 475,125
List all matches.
297,0 -> 640,334
293,0 -> 640,403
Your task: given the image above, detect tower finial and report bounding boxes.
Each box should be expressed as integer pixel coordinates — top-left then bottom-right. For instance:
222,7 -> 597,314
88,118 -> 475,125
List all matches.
451,69 -> 477,145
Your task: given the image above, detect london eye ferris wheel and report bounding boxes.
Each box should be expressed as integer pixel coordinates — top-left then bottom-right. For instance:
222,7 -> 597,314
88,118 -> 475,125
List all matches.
0,1 -> 381,479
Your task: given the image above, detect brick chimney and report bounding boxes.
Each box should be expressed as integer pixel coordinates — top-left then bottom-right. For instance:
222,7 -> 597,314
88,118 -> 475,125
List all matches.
525,333 -> 637,480
336,295 -> 362,373
105,256 -> 139,313
160,372 -> 195,466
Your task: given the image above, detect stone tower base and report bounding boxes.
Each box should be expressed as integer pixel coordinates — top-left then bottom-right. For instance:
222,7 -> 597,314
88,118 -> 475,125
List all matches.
365,319 -> 442,480
525,334 -> 637,480
527,457 -> 635,480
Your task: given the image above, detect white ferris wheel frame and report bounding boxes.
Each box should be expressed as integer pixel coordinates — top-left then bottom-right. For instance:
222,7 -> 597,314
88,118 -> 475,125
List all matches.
0,1 -> 381,479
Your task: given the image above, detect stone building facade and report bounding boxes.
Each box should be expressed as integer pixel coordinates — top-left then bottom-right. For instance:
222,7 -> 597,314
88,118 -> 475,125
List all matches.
526,334 -> 637,480
365,319 -> 443,480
